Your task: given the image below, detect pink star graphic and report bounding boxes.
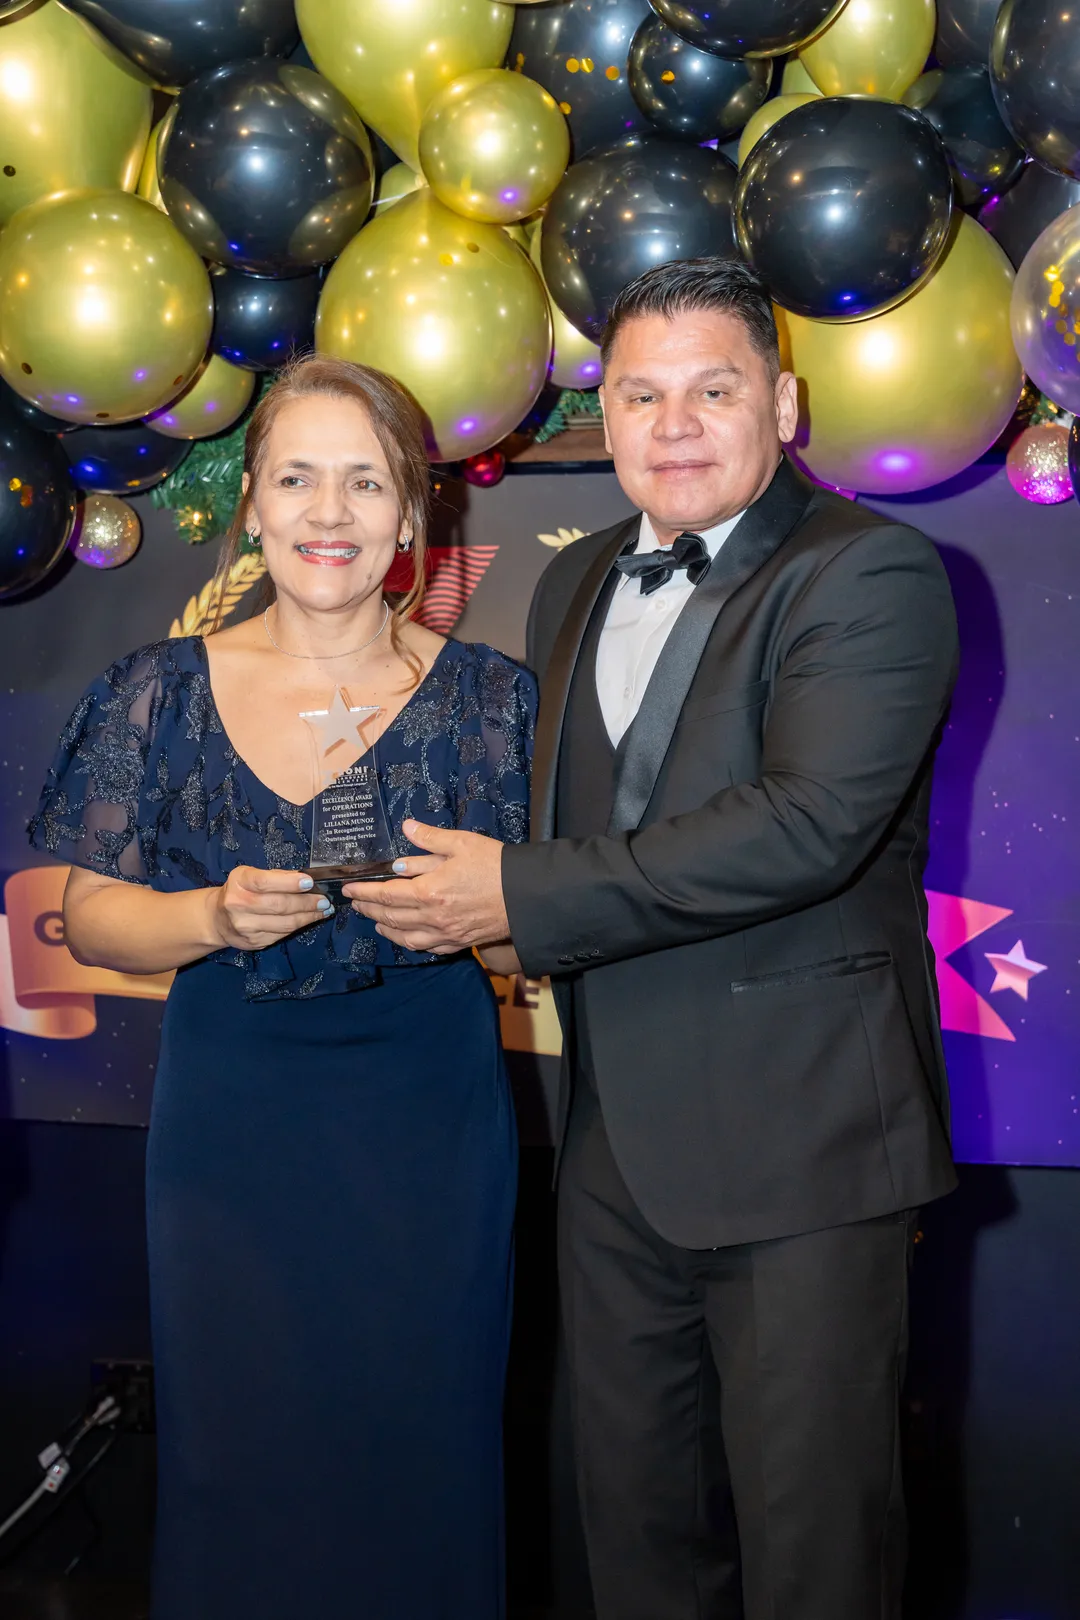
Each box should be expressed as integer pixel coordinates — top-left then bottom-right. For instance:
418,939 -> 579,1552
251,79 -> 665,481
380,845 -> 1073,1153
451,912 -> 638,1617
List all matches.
985,940 -> 1048,1000
926,891 -> 1016,1043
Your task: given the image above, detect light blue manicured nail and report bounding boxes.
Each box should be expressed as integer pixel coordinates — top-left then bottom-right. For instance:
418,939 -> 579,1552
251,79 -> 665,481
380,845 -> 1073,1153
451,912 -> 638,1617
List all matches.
392,859 -> 407,874
298,875 -> 314,891
317,896 -> 333,914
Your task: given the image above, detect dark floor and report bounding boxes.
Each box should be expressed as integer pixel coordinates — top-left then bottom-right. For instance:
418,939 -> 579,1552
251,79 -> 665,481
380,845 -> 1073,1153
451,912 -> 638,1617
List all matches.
0,1579 -> 586,1620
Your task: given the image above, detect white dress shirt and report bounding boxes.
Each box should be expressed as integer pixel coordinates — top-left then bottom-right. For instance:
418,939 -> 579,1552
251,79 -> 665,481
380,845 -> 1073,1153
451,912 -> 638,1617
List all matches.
596,511 -> 745,747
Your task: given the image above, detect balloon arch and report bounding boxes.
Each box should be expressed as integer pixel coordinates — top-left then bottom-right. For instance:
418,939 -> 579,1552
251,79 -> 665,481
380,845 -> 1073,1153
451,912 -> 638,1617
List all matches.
0,0 -> 1078,598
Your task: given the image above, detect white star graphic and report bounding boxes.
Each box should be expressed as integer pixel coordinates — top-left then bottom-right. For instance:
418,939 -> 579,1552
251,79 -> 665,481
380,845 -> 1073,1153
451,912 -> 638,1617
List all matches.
299,688 -> 381,789
984,940 -> 1048,1000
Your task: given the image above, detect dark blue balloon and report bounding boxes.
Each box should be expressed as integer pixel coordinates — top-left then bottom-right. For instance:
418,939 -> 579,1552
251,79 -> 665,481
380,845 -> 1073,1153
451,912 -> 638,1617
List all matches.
64,0 -> 298,87
0,378 -> 76,435
0,403 -> 77,600
159,60 -> 375,276
905,68 -> 1025,209
62,424 -> 191,495
211,266 -> 321,372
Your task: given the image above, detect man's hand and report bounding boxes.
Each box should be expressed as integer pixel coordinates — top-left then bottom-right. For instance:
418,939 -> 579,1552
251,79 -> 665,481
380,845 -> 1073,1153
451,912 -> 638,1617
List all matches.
345,820 -> 510,954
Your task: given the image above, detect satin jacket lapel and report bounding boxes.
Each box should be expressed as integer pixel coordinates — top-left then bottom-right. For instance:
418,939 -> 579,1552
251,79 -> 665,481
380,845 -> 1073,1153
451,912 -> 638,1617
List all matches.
532,517 -> 639,840
607,458 -> 816,837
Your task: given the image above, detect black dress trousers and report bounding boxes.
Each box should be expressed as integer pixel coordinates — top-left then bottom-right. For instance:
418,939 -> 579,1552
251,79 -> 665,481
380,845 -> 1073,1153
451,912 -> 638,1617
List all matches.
558,1078 -> 914,1620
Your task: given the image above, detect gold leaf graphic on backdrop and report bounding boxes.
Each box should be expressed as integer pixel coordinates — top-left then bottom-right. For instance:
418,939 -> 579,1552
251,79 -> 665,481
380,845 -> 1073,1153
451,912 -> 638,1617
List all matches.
168,553 -> 266,638
537,526 -> 585,549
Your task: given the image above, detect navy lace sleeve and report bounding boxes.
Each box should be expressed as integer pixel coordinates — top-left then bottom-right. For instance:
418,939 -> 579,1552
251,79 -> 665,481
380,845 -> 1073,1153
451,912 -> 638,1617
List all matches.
28,636 -> 538,1001
28,645 -> 172,884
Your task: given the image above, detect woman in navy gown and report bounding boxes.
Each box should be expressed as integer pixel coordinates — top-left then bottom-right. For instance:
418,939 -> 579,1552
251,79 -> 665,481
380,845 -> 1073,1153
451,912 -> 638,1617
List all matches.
29,356 -> 535,1620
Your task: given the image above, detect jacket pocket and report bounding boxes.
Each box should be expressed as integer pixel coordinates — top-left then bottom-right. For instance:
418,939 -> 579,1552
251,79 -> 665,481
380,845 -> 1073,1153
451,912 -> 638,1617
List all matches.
731,951 -> 893,993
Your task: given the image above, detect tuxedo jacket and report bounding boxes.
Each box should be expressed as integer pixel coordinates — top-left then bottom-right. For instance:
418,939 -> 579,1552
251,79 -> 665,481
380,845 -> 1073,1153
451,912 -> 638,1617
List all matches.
501,456 -> 959,1249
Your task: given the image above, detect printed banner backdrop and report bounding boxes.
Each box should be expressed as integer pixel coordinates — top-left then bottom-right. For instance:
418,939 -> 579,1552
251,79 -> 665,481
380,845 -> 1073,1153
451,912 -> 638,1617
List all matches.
0,462 -> 1077,1164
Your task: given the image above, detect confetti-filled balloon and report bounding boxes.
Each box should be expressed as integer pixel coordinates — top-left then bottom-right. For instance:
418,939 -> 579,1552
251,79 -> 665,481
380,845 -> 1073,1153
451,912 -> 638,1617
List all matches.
159,61 -> 374,276
64,0 -> 298,88
0,190 -> 212,426
509,0 -> 653,159
145,355 -> 256,440
649,0 -> 847,57
628,15 -> 773,144
529,226 -> 603,389
70,492 -> 142,568
1005,422 -> 1073,503
419,68 -> 570,224
63,423 -> 190,493
317,189 -> 552,462
0,399 -> 77,599
776,216 -> 1022,494
1011,204 -> 1080,415
800,0 -> 936,99
0,0 -> 152,228
297,0 -> 514,170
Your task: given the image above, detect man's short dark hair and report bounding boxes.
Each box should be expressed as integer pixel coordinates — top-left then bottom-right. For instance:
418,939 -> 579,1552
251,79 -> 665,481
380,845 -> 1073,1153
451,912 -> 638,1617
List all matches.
600,257 -> 780,382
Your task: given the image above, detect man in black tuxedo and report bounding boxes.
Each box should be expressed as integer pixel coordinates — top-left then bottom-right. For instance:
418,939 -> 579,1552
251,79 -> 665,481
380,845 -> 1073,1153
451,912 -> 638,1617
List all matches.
353,257 -> 959,1619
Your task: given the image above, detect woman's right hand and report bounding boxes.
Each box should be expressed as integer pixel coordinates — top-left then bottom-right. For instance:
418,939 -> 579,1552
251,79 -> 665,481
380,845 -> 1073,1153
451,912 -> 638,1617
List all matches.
208,867 -> 332,951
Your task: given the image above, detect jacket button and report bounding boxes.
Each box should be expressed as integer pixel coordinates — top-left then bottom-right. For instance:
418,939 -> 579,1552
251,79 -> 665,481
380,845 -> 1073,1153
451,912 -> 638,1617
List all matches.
557,954 -> 574,966
575,950 -> 592,963
590,948 -> 602,958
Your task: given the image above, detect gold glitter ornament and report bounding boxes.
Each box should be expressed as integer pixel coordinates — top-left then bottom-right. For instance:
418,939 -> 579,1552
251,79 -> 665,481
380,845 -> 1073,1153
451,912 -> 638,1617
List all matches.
1005,422 -> 1074,504
71,494 -> 142,568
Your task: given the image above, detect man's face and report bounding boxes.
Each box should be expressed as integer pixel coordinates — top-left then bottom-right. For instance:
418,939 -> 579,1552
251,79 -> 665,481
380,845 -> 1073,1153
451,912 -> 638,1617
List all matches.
599,309 -> 799,543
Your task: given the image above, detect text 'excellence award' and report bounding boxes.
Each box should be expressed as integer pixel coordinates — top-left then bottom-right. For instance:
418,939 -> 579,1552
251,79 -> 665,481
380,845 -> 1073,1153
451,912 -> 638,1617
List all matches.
299,687 -> 396,890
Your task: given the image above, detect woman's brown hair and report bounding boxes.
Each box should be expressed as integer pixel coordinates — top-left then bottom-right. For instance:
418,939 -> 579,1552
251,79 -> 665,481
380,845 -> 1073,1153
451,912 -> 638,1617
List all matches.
210,354 -> 431,659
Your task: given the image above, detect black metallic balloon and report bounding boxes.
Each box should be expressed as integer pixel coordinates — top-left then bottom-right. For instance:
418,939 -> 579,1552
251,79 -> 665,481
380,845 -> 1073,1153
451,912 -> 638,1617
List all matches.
509,0 -> 653,159
991,0 -> 1080,179
0,378 -> 75,435
159,61 -> 374,276
62,424 -> 191,495
0,403 -> 77,600
648,0 -> 845,59
934,0 -> 1004,69
905,68 -> 1025,208
735,98 -> 954,321
540,135 -> 739,342
211,266 -> 321,372
628,15 -> 772,142
978,160 -> 1080,267
64,0 -> 298,88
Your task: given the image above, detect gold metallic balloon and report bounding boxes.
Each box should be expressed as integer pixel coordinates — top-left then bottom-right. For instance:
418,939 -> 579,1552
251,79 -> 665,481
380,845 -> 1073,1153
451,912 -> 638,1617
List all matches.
528,221 -> 601,389
71,493 -> 142,568
418,67 -> 570,225
800,0 -> 934,99
373,162 -> 425,215
296,0 -> 514,171
316,188 -> 552,461
145,354 -> 255,440
776,215 -> 1022,494
0,189 -> 213,425
137,104 -> 176,213
0,1 -> 152,227
737,92 -> 819,167
780,56 -> 823,95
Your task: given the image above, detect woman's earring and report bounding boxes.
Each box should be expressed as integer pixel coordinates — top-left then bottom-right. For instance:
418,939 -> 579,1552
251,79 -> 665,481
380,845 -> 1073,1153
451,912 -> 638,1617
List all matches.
247,529 -> 261,549
396,533 -> 413,554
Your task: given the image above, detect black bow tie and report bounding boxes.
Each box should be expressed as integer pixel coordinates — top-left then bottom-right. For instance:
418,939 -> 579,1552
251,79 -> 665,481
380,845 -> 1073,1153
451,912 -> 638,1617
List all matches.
613,531 -> 711,596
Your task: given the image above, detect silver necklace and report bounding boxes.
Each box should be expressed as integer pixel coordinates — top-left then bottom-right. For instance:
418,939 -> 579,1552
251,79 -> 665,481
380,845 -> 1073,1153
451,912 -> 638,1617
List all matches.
262,600 -> 389,660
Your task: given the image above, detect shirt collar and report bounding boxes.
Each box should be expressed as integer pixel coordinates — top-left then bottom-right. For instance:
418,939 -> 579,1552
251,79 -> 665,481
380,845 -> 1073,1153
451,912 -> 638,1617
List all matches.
634,508 -> 745,562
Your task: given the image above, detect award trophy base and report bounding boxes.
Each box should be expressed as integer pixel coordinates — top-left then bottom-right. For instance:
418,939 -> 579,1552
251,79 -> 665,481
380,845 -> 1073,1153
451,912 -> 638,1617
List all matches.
307,858 -> 397,897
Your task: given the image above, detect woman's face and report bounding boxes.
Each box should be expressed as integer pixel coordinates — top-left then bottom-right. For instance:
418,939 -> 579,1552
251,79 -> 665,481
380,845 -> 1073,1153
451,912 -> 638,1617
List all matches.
244,393 -> 408,614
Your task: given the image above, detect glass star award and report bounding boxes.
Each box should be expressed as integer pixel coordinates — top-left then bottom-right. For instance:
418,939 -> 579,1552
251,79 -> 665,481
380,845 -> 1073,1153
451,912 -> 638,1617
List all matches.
299,687 -> 396,888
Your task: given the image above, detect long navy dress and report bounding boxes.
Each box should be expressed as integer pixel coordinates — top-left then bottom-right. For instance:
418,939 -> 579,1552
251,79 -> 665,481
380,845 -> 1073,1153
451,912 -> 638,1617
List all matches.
29,635 -> 537,1620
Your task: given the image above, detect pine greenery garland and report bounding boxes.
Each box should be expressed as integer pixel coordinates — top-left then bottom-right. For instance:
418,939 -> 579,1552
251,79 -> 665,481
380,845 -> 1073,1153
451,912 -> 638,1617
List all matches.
534,388 -> 603,445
